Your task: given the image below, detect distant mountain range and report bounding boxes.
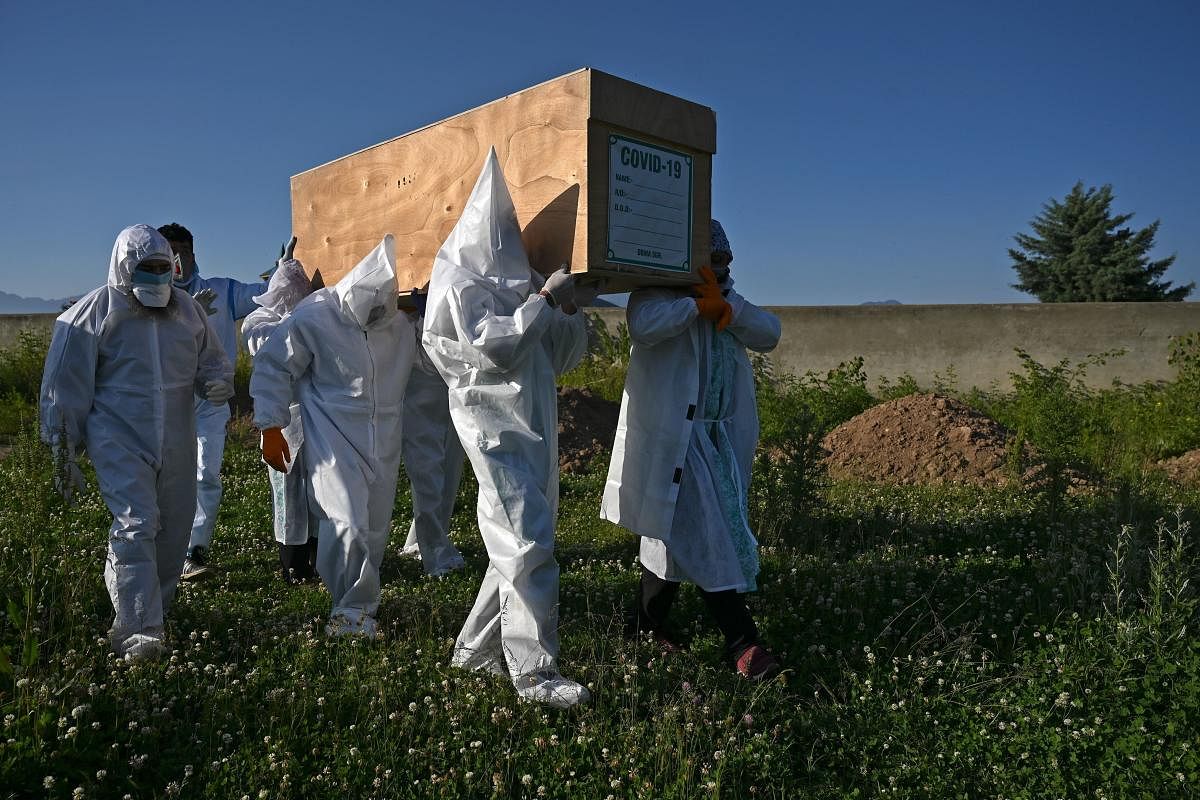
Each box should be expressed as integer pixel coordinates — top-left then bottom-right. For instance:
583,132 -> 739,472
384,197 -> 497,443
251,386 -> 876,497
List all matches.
862,299 -> 902,305
0,290 -> 76,314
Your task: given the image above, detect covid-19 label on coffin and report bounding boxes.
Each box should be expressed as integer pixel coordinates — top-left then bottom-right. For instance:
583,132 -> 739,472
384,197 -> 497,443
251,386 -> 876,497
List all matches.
290,68 -> 715,294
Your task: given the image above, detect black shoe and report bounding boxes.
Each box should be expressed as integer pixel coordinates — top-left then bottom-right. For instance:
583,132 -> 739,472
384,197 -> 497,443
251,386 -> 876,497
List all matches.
180,547 -> 212,582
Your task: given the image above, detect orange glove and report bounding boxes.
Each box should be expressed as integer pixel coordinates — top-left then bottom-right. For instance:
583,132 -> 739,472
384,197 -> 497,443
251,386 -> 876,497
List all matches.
693,266 -> 733,331
261,427 -> 291,473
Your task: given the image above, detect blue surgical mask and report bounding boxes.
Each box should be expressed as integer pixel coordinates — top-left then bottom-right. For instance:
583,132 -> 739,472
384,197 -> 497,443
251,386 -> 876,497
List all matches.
132,266 -> 173,307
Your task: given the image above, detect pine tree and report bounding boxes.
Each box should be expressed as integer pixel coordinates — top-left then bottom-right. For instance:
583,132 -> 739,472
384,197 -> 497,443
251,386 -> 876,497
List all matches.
1009,182 -> 1191,302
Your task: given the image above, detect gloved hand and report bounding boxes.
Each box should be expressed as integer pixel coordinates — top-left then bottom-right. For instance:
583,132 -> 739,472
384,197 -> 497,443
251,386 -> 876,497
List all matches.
204,379 -> 235,404
261,427 -> 291,473
539,266 -> 575,309
55,459 -> 86,504
693,266 -> 733,331
193,287 -> 218,316
281,236 -> 297,263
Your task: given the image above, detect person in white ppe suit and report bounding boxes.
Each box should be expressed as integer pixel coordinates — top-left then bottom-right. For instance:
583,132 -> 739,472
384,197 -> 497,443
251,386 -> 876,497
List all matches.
241,238 -> 322,583
601,219 -> 784,681
158,223 -> 267,581
398,292 -> 467,577
251,236 -> 415,638
423,149 -> 591,708
40,224 -> 234,661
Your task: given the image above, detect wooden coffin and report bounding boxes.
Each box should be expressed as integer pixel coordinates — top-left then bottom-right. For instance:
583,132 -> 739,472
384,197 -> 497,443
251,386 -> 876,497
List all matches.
290,68 -> 716,294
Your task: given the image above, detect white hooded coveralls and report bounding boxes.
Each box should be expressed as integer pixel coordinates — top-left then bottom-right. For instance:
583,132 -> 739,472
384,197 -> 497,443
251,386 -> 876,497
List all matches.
423,150 -> 588,679
176,255 -> 266,553
399,321 -> 467,575
250,237 -> 414,628
241,259 -> 316,546
600,283 -> 781,591
40,224 -> 232,650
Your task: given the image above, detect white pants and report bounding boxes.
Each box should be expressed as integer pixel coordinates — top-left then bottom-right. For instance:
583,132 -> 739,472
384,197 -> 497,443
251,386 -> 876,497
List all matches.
188,400 -> 230,550
96,429 -> 196,648
318,522 -> 388,624
454,451 -> 560,679
400,367 -> 465,573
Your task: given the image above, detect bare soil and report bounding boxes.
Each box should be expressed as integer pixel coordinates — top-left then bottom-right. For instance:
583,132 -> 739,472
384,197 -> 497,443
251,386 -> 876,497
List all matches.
820,393 -> 1049,489
557,387 -> 619,474
1155,449 -> 1200,486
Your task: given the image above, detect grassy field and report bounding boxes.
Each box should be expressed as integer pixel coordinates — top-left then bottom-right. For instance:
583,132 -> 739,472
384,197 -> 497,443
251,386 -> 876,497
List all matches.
1,322 -> 1198,799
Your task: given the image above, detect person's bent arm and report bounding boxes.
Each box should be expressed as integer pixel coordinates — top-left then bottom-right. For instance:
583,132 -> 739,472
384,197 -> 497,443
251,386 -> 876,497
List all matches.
723,292 -> 782,353
626,289 -> 699,346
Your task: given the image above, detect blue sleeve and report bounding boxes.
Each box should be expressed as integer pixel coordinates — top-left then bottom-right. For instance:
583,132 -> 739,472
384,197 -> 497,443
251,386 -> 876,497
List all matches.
222,277 -> 269,320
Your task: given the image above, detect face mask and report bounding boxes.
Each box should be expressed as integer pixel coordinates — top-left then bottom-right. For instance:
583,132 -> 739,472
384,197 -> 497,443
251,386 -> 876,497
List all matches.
132,267 -> 173,308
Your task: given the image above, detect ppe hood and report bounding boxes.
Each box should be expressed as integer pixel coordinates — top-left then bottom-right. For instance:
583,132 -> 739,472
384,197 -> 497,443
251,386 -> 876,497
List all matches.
433,147 -> 532,300
108,224 -> 175,291
253,258 -> 312,315
334,235 -> 399,330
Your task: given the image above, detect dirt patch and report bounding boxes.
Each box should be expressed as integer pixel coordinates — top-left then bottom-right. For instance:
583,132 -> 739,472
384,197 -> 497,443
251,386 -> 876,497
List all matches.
821,393 -> 1049,489
1155,449 -> 1200,486
558,387 -> 619,474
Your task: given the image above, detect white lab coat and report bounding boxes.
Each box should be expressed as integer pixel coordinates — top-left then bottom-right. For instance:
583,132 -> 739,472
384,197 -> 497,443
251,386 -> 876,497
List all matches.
423,151 -> 587,679
600,284 -> 780,590
242,260 -> 315,546
251,237 -> 415,627
40,224 -> 232,652
399,322 -> 466,576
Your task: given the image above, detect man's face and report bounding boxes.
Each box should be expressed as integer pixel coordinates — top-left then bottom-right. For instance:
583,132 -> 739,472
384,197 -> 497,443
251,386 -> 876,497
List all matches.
167,240 -> 196,281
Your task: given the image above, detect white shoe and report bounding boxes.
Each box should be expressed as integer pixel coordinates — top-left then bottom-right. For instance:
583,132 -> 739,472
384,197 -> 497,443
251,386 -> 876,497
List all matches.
118,633 -> 166,663
450,646 -> 508,677
426,550 -> 466,578
514,671 -> 591,709
325,613 -> 379,640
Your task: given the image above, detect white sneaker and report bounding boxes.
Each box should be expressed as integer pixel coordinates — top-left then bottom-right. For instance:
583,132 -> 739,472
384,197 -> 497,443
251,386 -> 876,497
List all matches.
514,671 -> 591,709
118,634 -> 166,663
450,646 -> 508,677
325,613 -> 379,640
426,550 -> 466,578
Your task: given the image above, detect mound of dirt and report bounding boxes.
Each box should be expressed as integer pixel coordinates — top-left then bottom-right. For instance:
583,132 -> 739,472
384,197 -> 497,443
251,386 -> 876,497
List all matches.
557,387 -> 620,474
821,393 -> 1047,489
1156,449 -> 1200,486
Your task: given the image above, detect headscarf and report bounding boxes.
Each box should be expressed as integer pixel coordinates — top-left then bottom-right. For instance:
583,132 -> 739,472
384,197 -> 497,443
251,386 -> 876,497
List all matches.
710,218 -> 733,262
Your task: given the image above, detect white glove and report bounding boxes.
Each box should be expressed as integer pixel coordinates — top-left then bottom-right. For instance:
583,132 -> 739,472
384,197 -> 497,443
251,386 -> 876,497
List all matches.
281,235 -> 297,263
55,459 -> 86,504
540,266 -> 575,309
193,287 -> 218,316
204,379 -> 234,404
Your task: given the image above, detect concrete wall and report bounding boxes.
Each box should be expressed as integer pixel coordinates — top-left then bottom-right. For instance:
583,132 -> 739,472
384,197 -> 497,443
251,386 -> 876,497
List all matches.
591,302 -> 1200,390
0,314 -> 55,351
7,302 -> 1200,390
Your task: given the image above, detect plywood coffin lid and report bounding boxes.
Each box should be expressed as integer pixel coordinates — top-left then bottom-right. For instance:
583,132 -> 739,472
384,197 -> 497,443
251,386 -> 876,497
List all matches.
291,67 -> 715,180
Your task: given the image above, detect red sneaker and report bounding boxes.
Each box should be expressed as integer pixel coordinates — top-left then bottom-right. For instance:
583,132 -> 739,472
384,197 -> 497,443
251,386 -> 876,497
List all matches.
735,645 -> 781,681
654,633 -> 684,654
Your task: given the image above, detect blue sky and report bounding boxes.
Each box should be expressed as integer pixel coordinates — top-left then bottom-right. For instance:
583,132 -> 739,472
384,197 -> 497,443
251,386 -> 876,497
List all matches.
1,0 -> 1196,305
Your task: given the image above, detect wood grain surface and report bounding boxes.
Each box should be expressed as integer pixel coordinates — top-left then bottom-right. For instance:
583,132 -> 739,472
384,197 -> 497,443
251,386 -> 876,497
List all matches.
290,68 -> 715,293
